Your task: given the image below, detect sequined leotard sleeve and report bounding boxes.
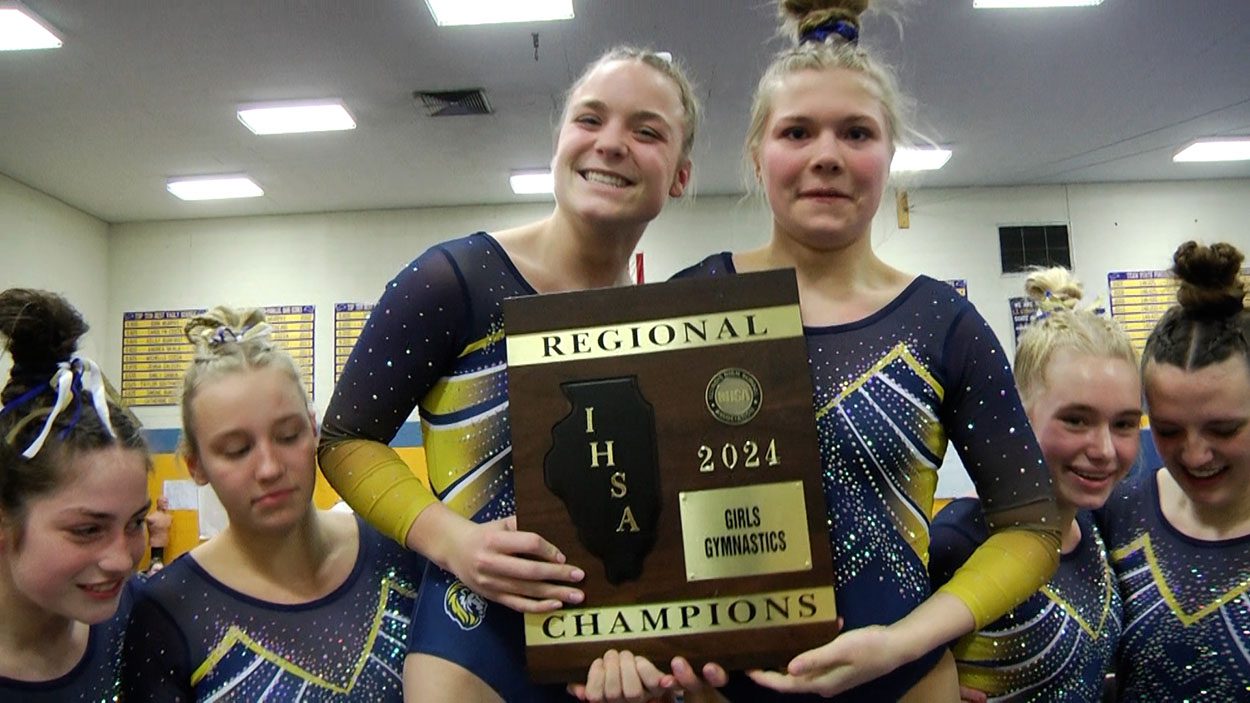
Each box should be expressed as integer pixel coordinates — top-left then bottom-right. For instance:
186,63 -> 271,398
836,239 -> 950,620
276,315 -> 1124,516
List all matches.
673,254 -> 1060,702
931,498 -> 1121,702
932,296 -> 1062,628
323,233 -> 574,702
319,232 -> 536,543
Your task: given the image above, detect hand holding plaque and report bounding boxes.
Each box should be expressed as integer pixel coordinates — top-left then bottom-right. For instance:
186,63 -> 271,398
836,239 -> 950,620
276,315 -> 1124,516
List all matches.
504,269 -> 836,683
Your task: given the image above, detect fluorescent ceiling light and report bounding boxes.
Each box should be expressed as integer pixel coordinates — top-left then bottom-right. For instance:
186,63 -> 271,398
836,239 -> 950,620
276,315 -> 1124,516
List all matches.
974,0 -> 1102,7
166,176 -> 264,201
510,170 -> 554,195
0,1 -> 62,50
426,0 -> 573,27
891,147 -> 953,172
1173,138 -> 1250,163
237,100 -> 356,135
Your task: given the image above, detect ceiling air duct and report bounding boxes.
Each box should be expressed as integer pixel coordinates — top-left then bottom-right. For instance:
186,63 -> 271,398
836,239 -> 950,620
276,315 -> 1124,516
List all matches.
415,89 -> 492,117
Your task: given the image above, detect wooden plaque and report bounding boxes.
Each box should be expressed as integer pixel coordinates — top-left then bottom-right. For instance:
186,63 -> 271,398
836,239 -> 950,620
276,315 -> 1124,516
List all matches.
504,269 -> 836,683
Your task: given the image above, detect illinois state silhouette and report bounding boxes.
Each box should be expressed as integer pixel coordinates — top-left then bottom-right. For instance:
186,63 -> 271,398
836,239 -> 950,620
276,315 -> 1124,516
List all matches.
544,377 -> 660,585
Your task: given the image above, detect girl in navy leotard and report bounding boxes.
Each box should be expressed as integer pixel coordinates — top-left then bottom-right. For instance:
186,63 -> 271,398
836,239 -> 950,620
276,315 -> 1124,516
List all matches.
930,268 -> 1142,702
120,307 -> 425,701
640,2 -> 1063,701
318,49 -> 703,702
0,288 -> 151,702
1098,241 -> 1250,701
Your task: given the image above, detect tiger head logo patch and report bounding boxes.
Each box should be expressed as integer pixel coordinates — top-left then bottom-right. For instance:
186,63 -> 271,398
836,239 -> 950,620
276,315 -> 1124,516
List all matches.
444,580 -> 487,631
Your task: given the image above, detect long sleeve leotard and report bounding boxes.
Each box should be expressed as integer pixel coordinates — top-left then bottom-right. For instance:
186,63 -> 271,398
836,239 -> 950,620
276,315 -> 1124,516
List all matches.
674,254 -> 1061,701
932,499 -> 1120,702
318,232 -> 535,543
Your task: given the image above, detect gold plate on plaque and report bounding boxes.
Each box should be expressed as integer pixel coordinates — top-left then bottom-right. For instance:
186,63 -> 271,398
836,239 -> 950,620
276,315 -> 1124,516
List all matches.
679,480 -> 813,582
505,304 -> 803,367
525,586 -> 837,647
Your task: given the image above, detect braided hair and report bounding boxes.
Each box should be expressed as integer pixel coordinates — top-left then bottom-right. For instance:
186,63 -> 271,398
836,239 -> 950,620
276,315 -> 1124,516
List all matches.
1013,268 -> 1137,406
1144,241 -> 1249,372
0,289 -> 146,524
179,306 -> 307,458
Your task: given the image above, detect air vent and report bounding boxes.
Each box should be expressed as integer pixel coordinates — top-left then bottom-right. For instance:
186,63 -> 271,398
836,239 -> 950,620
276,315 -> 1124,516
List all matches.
415,89 -> 492,117
998,224 -> 1071,273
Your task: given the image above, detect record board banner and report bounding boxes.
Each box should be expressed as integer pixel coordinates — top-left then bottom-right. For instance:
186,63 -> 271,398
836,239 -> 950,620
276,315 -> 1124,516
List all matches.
1109,267 -> 1250,355
122,305 -> 314,406
334,302 -> 375,382
121,308 -> 206,406
504,269 -> 836,683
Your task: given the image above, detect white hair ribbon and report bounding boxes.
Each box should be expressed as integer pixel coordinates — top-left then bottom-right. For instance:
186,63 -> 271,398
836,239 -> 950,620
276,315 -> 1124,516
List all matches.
209,322 -> 273,348
19,355 -> 115,459
238,322 -> 273,344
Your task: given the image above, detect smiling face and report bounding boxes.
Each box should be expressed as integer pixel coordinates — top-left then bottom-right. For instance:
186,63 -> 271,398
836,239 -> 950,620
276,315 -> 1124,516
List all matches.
753,67 -> 893,252
1145,356 -> 1250,515
185,365 -> 317,535
551,59 -> 691,231
1,446 -> 149,625
1026,349 -> 1143,513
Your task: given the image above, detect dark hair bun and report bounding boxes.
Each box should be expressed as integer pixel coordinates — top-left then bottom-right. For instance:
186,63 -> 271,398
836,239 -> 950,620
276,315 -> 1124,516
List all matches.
0,289 -> 88,390
780,0 -> 872,33
1172,241 -> 1246,318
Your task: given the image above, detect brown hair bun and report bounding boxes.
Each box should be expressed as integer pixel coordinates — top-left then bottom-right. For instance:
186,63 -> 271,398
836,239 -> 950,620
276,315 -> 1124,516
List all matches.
0,289 -> 88,403
1173,241 -> 1246,318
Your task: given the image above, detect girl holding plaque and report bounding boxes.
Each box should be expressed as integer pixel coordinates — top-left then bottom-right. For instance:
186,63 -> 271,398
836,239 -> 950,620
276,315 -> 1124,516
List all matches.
1097,241 -> 1250,701
657,1 -> 1063,700
0,288 -> 151,702
317,49 -> 701,702
930,268 -> 1141,702
120,307 -> 425,701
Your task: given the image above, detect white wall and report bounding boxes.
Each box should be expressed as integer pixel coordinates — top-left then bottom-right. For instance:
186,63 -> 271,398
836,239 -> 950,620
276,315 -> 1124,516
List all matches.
0,173 -> 111,382
100,178 -> 1250,491
873,180 -> 1249,492
887,180 -> 1250,348
107,203 -> 553,428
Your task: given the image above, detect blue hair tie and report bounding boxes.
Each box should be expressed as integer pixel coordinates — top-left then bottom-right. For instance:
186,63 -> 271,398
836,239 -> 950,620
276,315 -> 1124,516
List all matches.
2,355 -> 115,458
800,19 -> 859,46
0,382 -> 51,418
1033,291 -> 1056,321
59,361 -> 86,440
211,326 -> 239,346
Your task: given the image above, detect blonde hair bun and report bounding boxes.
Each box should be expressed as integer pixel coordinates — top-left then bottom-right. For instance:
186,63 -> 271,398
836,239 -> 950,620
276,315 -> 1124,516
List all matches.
1013,268 -> 1137,404
178,305 -> 303,458
184,306 -> 272,356
1024,267 -> 1084,314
